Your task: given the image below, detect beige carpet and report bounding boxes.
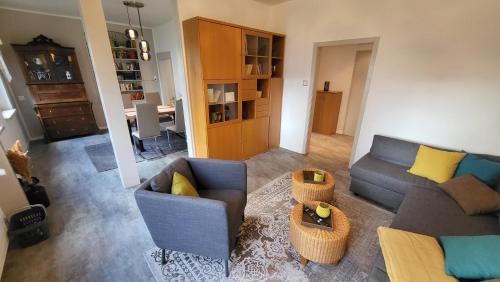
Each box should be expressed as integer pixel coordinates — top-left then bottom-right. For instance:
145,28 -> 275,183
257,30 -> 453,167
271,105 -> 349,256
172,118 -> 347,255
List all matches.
144,171 -> 394,281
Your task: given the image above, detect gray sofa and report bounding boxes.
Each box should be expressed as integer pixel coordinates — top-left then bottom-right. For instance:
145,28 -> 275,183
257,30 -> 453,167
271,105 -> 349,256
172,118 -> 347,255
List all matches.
349,135 -> 500,282
135,158 -> 247,277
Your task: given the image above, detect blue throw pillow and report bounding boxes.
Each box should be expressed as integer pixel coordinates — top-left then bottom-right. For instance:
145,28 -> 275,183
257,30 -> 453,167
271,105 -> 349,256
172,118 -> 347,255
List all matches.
455,154 -> 500,187
440,235 -> 500,279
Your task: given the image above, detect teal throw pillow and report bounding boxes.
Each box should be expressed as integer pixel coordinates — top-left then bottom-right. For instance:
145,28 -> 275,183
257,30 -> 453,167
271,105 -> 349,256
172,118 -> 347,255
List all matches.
440,235 -> 500,280
455,154 -> 500,188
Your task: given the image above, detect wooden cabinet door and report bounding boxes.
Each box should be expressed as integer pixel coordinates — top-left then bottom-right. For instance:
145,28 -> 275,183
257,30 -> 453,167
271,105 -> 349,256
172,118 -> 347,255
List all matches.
199,20 -> 241,79
242,117 -> 269,159
312,91 -> 342,134
207,123 -> 242,160
269,78 -> 283,148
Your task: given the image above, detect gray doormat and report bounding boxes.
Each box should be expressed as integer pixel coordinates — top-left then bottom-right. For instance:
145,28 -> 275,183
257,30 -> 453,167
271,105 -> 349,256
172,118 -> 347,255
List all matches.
144,171 -> 394,281
84,131 -> 187,172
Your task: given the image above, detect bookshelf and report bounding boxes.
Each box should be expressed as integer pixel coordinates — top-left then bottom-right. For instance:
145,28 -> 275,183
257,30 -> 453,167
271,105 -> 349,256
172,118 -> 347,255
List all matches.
108,31 -> 144,101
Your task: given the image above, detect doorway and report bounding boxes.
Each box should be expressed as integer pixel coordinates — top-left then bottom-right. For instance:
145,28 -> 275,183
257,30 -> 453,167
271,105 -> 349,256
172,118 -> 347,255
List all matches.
307,39 -> 377,166
157,52 -> 176,105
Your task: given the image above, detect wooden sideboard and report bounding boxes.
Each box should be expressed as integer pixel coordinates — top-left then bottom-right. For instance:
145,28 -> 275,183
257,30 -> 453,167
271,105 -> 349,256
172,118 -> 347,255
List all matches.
12,35 -> 98,141
183,17 -> 285,160
312,91 -> 342,135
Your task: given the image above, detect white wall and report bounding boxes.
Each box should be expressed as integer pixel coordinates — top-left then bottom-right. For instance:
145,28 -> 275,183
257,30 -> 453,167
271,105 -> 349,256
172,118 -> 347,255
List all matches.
315,45 -> 358,134
0,8 -> 107,136
153,19 -> 187,101
344,50 -> 371,136
0,8 -> 161,137
271,0 -> 500,161
177,0 -> 272,30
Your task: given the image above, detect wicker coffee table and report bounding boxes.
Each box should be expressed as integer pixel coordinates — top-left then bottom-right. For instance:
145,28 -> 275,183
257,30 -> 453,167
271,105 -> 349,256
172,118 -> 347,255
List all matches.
292,168 -> 335,203
289,201 -> 350,266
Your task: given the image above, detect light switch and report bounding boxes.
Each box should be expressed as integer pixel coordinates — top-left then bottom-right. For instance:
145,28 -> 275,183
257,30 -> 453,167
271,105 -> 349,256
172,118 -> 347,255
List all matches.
18,96 -> 26,101
302,80 -> 308,86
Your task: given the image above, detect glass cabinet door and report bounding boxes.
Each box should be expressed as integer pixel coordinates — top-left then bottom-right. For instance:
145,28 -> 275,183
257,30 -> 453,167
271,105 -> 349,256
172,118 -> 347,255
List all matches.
50,51 -> 80,83
242,30 -> 272,78
21,52 -> 54,83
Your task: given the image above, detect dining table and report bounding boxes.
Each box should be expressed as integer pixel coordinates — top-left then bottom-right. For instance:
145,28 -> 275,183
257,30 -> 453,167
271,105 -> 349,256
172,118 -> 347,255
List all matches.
124,105 -> 175,152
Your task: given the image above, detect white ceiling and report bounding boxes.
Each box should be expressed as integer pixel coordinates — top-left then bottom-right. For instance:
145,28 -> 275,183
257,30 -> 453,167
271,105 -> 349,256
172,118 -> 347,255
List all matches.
252,0 -> 293,5
0,0 -> 176,27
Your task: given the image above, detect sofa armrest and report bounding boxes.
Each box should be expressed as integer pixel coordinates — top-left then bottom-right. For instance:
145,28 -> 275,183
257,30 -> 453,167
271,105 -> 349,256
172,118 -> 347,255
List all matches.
187,158 -> 247,193
134,188 -> 231,259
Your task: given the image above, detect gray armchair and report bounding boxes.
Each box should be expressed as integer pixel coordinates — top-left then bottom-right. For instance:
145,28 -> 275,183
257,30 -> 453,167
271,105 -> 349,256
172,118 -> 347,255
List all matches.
135,158 -> 247,277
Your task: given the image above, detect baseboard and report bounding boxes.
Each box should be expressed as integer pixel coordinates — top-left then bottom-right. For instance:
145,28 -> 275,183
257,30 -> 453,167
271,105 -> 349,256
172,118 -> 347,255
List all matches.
29,134 -> 45,141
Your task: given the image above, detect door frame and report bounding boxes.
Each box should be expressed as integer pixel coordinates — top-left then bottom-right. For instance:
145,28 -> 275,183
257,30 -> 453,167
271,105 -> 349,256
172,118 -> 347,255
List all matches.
304,37 -> 380,167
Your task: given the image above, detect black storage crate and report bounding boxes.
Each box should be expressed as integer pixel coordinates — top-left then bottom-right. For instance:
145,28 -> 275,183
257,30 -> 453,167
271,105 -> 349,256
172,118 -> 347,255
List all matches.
8,205 -> 49,248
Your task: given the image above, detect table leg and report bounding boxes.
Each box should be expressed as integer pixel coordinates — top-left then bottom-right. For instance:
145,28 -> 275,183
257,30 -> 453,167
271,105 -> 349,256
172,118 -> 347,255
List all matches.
300,255 -> 308,266
126,119 -> 133,143
127,119 -> 145,152
138,139 -> 145,152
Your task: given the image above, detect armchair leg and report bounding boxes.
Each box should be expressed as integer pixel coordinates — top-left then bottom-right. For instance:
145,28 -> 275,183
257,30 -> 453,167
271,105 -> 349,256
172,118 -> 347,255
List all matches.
161,249 -> 167,265
225,259 -> 229,277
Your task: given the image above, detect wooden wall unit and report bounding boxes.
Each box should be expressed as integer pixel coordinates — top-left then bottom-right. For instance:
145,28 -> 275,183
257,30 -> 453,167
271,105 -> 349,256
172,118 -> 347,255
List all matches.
12,35 -> 98,141
312,91 -> 343,135
183,17 -> 285,160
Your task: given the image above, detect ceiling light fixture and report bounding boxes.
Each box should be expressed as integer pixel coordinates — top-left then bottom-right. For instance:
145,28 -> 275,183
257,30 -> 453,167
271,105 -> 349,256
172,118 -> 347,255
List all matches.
124,4 -> 138,40
123,1 -> 151,61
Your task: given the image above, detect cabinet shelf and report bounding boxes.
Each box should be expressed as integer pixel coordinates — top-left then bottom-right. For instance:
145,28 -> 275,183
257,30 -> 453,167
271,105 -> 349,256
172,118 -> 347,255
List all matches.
118,80 -> 143,83
114,58 -> 139,61
121,90 -> 144,93
111,47 -> 137,51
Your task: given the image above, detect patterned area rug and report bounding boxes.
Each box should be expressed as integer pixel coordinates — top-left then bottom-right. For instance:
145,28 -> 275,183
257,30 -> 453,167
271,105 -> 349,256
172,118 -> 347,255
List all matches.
144,171 -> 394,281
84,131 -> 187,172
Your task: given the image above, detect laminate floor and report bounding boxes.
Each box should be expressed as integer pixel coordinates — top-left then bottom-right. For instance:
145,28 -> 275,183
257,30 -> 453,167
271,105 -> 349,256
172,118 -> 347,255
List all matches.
1,132 -> 353,281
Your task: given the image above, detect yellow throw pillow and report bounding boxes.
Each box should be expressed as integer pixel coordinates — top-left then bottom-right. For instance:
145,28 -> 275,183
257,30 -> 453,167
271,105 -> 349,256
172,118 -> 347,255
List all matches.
171,172 -> 199,197
407,145 -> 465,183
377,227 -> 458,282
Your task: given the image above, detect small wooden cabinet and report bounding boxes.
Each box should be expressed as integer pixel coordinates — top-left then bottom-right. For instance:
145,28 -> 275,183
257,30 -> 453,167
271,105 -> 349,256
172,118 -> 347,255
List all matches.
242,117 -> 269,159
312,91 -> 342,135
12,35 -> 98,141
183,17 -> 285,160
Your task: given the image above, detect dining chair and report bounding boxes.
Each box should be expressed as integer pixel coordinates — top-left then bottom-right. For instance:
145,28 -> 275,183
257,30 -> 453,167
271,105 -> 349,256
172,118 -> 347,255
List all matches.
144,92 -> 163,106
161,99 -> 185,148
132,103 -> 161,154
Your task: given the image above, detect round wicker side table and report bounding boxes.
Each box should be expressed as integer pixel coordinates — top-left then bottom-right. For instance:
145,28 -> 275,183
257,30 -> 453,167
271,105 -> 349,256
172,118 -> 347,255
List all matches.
289,201 -> 350,266
291,168 -> 335,203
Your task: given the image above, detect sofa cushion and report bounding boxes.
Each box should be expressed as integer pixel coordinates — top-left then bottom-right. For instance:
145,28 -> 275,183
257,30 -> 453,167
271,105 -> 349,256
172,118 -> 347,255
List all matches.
150,158 -> 197,193
350,154 -> 436,196
439,175 -> 500,215
455,154 -> 500,188
171,172 -> 199,197
440,235 -> 500,280
391,186 -> 499,237
377,227 -> 457,282
198,189 -> 246,243
370,135 -> 420,167
408,145 -> 465,183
